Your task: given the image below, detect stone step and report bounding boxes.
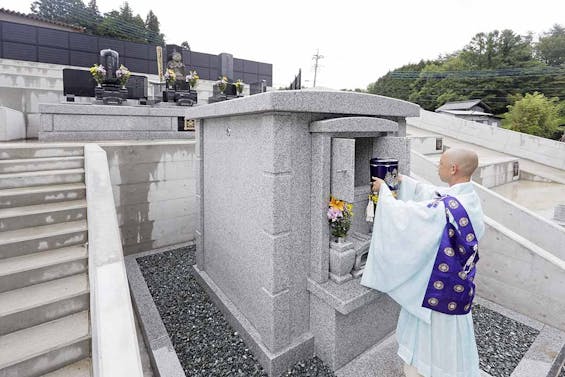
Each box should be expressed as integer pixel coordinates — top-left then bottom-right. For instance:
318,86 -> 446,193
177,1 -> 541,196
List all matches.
0,199 -> 87,232
0,145 -> 83,160
0,183 -> 86,209
0,168 -> 85,189
0,220 -> 87,260
0,274 -> 89,335
0,156 -> 84,174
0,311 -> 90,376
43,358 -> 92,377
0,245 -> 87,293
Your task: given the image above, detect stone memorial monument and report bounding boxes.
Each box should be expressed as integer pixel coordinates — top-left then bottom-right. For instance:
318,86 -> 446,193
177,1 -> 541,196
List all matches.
186,90 -> 419,375
94,49 -> 128,105
163,50 -> 197,106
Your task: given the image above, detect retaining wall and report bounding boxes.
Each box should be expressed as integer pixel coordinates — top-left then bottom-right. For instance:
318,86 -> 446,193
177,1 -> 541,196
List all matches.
100,141 -> 196,255
408,110 -> 565,170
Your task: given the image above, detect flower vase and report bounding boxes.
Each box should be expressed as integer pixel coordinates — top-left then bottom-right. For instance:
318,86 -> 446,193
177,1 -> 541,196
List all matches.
329,236 -> 355,284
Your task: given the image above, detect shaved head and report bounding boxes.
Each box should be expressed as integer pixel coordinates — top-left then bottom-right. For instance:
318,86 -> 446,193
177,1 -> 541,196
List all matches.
438,148 -> 479,185
444,148 -> 479,177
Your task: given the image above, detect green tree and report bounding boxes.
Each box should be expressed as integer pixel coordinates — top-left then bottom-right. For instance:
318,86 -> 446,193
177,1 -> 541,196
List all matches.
30,0 -> 87,27
503,92 -> 562,139
367,60 -> 430,102
146,10 -> 165,45
536,24 -> 565,66
82,0 -> 102,34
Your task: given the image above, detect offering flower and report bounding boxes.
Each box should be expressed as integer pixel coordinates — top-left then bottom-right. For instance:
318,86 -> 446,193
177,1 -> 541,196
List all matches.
217,76 -> 228,93
186,70 -> 200,88
116,64 -> 131,86
327,196 -> 353,238
164,69 -> 176,85
89,64 -> 106,85
234,79 -> 244,95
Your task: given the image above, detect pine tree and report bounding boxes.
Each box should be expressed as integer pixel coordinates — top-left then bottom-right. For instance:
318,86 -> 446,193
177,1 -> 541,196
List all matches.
145,10 -> 164,45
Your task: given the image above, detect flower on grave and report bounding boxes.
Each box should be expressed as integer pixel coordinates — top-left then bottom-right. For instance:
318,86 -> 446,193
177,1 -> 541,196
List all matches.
164,69 -> 176,85
89,64 -> 106,85
327,196 -> 353,238
234,79 -> 244,94
116,64 -> 131,87
217,76 -> 228,93
186,70 -> 200,88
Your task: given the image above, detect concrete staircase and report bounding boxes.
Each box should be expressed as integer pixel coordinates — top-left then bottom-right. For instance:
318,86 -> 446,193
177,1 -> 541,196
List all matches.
0,145 -> 92,376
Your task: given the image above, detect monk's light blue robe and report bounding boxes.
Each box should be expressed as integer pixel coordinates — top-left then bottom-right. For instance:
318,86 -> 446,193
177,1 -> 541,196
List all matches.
361,176 -> 485,377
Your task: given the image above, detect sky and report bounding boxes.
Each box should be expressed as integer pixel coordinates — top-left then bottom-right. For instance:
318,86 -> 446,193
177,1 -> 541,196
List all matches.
2,0 -> 564,89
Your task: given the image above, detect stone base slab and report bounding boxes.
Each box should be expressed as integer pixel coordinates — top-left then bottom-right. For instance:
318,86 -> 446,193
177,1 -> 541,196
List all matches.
193,265 -> 314,376
38,103 -> 195,141
308,279 -> 400,371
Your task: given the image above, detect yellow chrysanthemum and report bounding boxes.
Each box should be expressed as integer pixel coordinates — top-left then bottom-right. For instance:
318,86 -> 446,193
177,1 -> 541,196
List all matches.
329,197 -> 344,211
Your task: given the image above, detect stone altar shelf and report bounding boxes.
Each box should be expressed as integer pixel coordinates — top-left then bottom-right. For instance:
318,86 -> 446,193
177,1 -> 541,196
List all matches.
186,90 -> 419,375
38,103 -> 194,141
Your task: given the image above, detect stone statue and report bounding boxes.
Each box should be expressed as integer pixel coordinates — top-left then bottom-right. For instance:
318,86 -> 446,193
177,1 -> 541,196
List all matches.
167,50 -> 186,88
163,49 -> 196,106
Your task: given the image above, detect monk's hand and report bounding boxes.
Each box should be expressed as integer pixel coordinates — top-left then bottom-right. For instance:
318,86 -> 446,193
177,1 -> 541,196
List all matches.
371,178 -> 384,192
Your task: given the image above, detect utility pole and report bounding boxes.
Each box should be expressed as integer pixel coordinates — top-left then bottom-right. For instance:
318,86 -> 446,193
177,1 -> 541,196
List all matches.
312,49 -> 324,87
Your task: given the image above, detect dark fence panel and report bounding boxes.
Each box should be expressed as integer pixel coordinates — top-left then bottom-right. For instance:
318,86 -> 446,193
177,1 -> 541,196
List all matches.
0,20 -> 158,74
38,46 -> 69,65
38,28 -> 68,48
0,20 -> 273,85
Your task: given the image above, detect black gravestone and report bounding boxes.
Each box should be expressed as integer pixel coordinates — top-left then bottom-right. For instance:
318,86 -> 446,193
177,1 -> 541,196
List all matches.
63,69 -> 147,99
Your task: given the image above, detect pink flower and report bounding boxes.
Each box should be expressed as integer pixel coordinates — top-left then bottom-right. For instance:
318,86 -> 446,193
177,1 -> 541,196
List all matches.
327,207 -> 343,222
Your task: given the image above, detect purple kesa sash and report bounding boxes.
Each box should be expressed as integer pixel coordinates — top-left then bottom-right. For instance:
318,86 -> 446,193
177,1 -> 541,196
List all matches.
421,195 -> 479,315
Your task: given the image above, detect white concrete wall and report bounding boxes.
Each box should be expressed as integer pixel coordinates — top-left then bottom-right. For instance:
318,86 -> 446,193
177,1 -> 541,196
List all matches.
100,141 -> 196,255
0,106 -> 26,140
84,144 -> 144,376
478,217 -> 565,331
473,158 -> 519,188
408,135 -> 443,155
408,109 -> 565,170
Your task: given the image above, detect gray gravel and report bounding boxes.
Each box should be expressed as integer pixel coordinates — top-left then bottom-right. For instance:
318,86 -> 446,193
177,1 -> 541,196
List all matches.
137,245 -> 335,377
137,245 -> 543,377
473,304 -> 539,377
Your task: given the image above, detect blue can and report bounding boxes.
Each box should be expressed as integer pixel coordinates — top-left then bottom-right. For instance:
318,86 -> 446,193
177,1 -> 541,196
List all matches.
370,158 -> 399,193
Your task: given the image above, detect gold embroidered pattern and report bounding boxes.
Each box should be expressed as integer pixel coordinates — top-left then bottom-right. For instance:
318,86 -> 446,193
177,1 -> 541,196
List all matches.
454,285 -> 464,293
433,281 -> 444,290
458,271 -> 468,280
459,217 -> 469,227
444,247 -> 455,257
448,228 -> 455,237
448,200 -> 459,209
438,263 -> 449,272
448,302 -> 457,311
466,233 -> 475,242
428,298 -> 439,306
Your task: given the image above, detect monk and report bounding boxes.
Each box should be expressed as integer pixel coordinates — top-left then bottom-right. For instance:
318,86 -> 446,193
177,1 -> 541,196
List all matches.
361,148 -> 485,377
